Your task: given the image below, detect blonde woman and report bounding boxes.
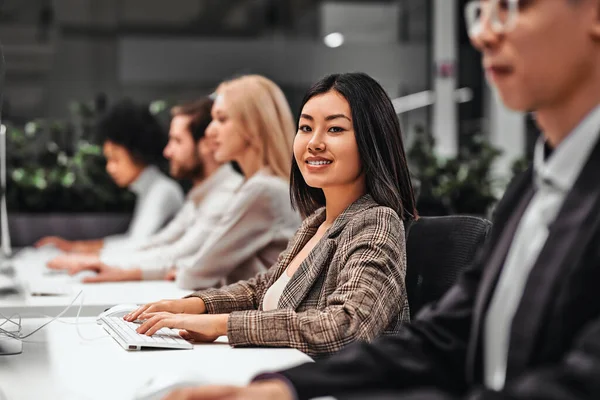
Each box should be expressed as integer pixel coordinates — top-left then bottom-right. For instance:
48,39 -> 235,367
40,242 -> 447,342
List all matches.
69,75 -> 301,289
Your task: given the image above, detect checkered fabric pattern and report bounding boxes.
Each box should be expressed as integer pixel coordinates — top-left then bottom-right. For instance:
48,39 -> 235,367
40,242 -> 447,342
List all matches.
188,195 -> 409,357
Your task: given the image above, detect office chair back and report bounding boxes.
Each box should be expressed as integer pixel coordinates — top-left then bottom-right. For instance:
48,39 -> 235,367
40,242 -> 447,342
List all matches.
405,215 -> 492,318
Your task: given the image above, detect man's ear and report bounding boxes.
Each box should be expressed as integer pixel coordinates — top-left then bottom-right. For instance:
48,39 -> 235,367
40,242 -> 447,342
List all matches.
591,0 -> 600,41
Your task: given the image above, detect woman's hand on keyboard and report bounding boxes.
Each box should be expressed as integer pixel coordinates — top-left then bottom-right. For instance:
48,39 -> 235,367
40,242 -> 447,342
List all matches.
124,298 -> 206,322
134,312 -> 228,343
65,262 -> 142,283
35,236 -> 74,251
47,253 -> 99,271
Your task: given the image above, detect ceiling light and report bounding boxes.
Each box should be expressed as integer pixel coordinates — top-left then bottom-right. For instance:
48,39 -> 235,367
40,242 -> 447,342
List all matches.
324,32 -> 344,48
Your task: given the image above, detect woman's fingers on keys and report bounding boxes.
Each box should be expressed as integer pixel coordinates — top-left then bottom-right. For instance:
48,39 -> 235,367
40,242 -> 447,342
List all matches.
139,311 -> 172,321
125,305 -> 145,321
134,304 -> 159,320
135,314 -> 160,334
136,302 -> 169,319
130,305 -> 149,321
127,303 -> 153,321
127,300 -> 174,322
144,319 -> 168,336
145,316 -> 180,336
136,312 -> 171,333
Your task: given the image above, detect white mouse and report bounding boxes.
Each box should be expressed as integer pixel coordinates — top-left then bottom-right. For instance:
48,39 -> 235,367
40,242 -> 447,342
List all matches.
133,373 -> 206,400
96,303 -> 140,324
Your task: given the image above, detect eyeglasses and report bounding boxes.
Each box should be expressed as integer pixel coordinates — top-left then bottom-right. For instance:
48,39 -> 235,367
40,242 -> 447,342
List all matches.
464,0 -> 521,38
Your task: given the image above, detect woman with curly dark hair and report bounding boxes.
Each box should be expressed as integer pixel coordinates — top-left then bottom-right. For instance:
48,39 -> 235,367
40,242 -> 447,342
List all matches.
36,99 -> 184,254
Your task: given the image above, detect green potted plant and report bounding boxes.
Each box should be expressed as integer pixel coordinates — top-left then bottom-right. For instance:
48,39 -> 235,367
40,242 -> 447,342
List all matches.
408,126 -> 504,217
5,100 -> 138,246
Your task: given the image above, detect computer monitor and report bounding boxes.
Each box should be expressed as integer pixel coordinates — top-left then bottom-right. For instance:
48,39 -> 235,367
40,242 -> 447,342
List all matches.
0,124 -> 12,262
0,35 -> 11,266
0,35 -> 20,356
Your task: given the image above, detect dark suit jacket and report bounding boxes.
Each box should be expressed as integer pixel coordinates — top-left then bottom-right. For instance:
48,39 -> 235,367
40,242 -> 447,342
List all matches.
278,137 -> 600,400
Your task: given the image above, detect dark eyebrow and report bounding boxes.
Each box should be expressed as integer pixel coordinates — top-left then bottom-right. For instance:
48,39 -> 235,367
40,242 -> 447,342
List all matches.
300,113 -> 351,122
325,114 -> 351,122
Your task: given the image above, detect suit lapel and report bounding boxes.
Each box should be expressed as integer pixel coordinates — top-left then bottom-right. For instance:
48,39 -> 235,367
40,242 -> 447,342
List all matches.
278,237 -> 337,310
506,140 -> 600,377
466,168 -> 535,383
278,195 -> 376,310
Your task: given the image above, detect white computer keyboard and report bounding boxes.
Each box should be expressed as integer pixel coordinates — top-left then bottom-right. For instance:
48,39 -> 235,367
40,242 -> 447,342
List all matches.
99,316 -> 193,351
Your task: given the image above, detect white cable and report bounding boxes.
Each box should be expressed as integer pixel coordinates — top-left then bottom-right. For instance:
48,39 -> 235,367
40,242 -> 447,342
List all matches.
16,313 -> 96,325
0,313 -> 21,330
0,289 -> 108,342
0,290 -> 82,339
74,290 -> 108,341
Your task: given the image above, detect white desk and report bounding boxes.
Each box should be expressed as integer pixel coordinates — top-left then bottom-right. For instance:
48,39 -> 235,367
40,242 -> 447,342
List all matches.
0,248 -> 192,318
0,318 -> 313,400
0,280 -> 192,318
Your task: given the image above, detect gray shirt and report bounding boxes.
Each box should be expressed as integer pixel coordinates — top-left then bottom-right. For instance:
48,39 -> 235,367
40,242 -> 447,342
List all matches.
484,104 -> 600,390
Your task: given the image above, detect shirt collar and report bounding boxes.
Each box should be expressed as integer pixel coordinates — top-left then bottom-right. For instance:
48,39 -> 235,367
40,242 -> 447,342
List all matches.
534,104 -> 600,192
187,163 -> 241,203
254,166 -> 273,178
129,165 -> 162,195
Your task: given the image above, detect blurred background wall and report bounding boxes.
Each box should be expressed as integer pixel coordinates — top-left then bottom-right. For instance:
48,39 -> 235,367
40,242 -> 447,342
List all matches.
0,0 -> 542,244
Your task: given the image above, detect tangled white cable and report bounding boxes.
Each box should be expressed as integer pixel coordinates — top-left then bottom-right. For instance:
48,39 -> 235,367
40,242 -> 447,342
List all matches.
0,289 -> 108,343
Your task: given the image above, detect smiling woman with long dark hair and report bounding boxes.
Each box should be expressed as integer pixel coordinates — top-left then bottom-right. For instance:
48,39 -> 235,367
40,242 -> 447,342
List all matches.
290,73 -> 417,222
127,72 -> 418,358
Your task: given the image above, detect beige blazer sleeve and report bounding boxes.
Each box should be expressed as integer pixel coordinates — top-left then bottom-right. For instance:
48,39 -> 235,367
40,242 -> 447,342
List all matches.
226,208 -> 405,357
186,263 -> 279,313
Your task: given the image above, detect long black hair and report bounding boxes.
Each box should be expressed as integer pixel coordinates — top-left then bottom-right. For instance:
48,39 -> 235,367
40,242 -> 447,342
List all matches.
290,72 -> 418,223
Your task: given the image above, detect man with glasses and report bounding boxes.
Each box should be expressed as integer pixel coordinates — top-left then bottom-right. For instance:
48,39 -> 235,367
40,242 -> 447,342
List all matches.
163,1 -> 600,399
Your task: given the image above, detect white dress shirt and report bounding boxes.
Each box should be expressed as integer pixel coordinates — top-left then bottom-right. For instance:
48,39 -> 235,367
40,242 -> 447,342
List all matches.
138,164 -> 242,250
102,165 -> 184,251
101,164 -> 243,278
484,104 -> 600,390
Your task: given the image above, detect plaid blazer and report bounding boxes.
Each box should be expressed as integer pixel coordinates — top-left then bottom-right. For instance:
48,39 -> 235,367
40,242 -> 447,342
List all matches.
188,194 -> 409,357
